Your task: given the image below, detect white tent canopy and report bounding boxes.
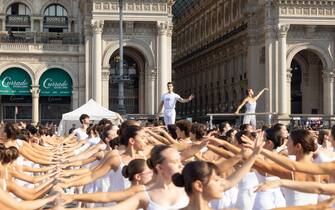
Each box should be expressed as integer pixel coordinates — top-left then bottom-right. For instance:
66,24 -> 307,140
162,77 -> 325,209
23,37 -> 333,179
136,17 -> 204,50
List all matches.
58,99 -> 122,136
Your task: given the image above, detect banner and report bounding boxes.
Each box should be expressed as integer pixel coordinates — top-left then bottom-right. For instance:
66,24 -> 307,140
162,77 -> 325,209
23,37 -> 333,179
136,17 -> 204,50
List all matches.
0,68 -> 32,95
39,68 -> 72,96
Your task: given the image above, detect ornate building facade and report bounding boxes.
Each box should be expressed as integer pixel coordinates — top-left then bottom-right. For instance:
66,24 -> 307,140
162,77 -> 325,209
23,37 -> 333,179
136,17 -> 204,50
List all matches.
0,0 -> 173,124
172,0 -> 335,121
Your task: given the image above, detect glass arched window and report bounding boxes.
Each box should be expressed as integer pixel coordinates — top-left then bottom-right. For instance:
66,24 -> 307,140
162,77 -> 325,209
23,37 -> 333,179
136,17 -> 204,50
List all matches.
44,4 -> 68,16
43,4 -> 68,32
6,3 -> 31,15
6,3 -> 31,31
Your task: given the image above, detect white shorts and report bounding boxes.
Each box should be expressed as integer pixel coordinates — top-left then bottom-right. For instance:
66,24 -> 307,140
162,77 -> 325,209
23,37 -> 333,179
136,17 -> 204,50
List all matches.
164,109 -> 176,125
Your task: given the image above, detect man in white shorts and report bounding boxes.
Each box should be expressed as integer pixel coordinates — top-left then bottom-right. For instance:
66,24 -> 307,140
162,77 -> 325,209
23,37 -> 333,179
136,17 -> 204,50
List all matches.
156,82 -> 194,126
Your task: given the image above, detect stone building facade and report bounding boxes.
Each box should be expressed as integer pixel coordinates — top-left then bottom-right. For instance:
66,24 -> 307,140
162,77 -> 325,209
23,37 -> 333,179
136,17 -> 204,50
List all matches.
172,0 -> 335,121
0,0 -> 173,124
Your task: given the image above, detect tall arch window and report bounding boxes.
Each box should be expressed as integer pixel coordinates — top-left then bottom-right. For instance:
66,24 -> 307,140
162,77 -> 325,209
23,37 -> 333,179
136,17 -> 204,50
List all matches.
6,3 -> 31,31
44,4 -> 68,16
43,4 -> 68,32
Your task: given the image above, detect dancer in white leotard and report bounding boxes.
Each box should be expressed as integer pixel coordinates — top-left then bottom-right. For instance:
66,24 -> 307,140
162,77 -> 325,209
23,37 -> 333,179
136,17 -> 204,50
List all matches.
235,88 -> 268,129
243,129 -> 321,208
172,137 -> 263,210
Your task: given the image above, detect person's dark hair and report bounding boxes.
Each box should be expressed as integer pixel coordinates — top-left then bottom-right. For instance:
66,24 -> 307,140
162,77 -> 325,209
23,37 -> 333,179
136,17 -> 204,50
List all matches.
219,122 -> 229,133
172,161 -> 218,195
17,129 -> 30,142
226,129 -> 236,138
101,125 -> 113,141
191,123 -> 207,140
290,129 -> 317,154
4,123 -> 17,140
167,82 -> 173,86
122,159 -> 147,181
331,125 -> 335,140
120,125 -> 143,146
167,124 -> 177,139
98,118 -> 113,127
264,128 -> 282,149
240,124 -> 251,131
246,88 -> 252,96
0,144 -> 5,161
26,124 -> 38,135
3,146 -> 19,164
79,114 -> 89,124
235,130 -> 256,145
273,123 -> 285,132
147,145 -> 171,173
117,120 -> 138,136
69,127 -> 76,134
318,129 -> 330,145
109,137 -> 120,150
175,120 -> 192,138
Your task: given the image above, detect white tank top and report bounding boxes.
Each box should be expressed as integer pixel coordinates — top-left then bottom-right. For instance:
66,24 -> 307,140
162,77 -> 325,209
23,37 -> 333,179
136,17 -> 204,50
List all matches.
282,172 -> 319,206
109,152 -> 131,192
144,189 -> 189,210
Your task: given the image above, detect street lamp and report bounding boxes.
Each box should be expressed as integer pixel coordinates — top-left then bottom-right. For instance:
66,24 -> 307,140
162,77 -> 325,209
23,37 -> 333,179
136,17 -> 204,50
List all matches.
118,0 -> 126,114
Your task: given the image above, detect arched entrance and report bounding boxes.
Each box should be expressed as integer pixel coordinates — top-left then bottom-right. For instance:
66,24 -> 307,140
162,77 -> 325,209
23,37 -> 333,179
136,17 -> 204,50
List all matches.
39,68 -> 72,123
290,50 -> 323,114
0,67 -> 32,122
109,47 -> 145,114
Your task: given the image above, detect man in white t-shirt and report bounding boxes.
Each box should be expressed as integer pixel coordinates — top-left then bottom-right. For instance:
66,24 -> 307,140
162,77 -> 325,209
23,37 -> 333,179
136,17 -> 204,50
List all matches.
73,114 -> 90,141
156,82 -> 194,125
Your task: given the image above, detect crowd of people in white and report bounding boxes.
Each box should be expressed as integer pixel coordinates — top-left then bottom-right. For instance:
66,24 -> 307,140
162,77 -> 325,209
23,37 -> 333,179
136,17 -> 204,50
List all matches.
1,83 -> 335,210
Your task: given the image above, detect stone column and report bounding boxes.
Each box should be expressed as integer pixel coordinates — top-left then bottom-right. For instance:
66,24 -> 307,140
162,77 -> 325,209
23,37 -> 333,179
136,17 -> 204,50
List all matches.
145,69 -> 156,114
30,18 -> 34,32
323,70 -> 335,115
286,68 -> 292,114
39,19 -> 43,32
278,24 -> 290,116
2,18 -> 6,31
139,73 -> 145,113
31,86 -> 40,125
68,19 -> 72,32
84,22 -> 92,101
157,21 -> 172,107
72,88 -> 79,110
91,20 -> 104,105
101,69 -> 110,109
264,25 -> 275,113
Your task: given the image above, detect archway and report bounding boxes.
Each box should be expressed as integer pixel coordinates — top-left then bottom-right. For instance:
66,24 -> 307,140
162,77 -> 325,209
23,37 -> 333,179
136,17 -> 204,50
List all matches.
109,47 -> 145,114
290,50 -> 323,114
0,67 -> 32,122
39,68 -> 72,123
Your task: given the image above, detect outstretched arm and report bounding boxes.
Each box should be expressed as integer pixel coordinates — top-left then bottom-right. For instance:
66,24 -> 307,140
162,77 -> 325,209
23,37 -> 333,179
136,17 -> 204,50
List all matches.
235,98 -> 247,113
254,88 -> 269,101
178,94 -> 194,103
256,179 -> 335,195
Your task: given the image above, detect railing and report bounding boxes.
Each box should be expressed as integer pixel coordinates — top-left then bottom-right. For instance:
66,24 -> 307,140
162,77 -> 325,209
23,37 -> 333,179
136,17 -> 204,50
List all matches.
6,15 -> 30,27
0,31 -> 81,44
207,113 -> 277,129
44,16 -> 68,27
207,113 -> 335,129
288,114 -> 335,129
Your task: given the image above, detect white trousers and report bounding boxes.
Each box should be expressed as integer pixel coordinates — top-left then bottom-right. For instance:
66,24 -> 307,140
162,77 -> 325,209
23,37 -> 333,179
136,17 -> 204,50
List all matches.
164,109 -> 176,125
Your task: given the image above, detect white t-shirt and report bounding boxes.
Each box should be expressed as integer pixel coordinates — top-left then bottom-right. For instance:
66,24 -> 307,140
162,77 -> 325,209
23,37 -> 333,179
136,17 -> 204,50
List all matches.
161,93 -> 182,110
73,128 -> 88,141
